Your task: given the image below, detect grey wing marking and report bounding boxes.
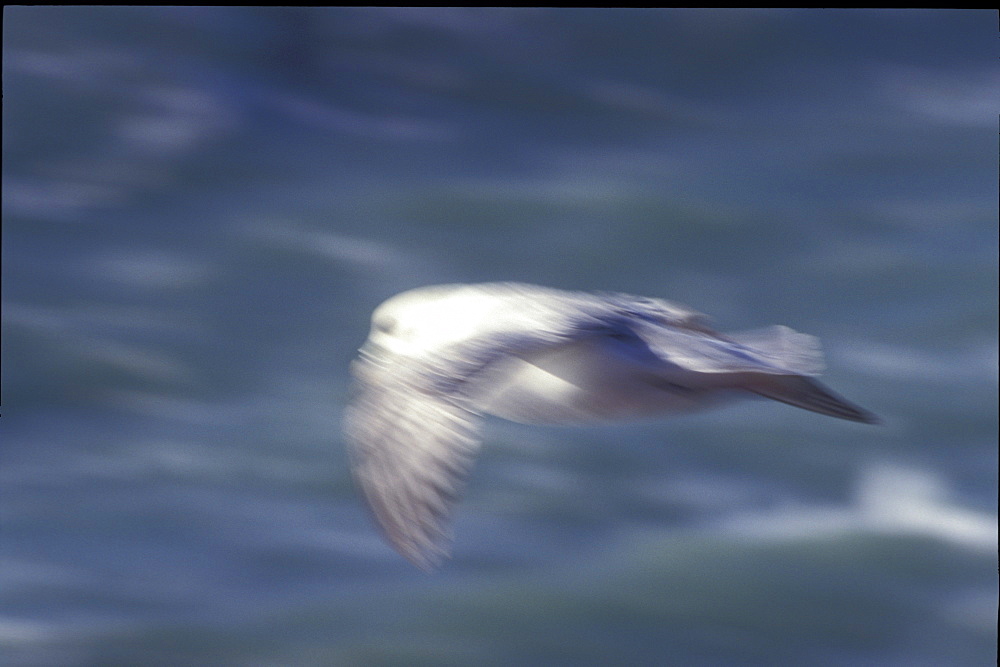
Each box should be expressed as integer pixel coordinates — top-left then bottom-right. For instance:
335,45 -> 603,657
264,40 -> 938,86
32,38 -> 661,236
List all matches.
344,354 -> 481,570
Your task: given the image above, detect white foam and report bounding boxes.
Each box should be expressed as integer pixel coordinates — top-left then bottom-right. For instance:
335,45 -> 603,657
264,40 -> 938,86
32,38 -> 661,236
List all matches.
858,464 -> 997,553
719,463 -> 998,554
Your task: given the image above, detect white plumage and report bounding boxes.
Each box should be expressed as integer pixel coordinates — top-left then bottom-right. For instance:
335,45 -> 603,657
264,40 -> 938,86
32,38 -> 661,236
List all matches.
344,282 -> 877,569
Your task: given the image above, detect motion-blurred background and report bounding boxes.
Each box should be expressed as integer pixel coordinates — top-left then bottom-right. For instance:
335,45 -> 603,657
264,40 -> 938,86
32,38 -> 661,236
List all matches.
3,8 -> 997,665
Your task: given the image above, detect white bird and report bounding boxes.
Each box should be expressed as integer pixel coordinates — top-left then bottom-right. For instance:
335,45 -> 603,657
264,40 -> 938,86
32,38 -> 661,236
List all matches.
344,282 -> 877,569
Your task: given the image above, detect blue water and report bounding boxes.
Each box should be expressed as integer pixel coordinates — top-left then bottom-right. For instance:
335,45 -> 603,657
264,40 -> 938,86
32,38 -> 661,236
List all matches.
2,8 -> 997,666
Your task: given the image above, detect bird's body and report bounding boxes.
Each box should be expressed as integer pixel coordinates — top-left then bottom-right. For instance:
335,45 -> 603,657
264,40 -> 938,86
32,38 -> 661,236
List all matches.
344,282 -> 877,569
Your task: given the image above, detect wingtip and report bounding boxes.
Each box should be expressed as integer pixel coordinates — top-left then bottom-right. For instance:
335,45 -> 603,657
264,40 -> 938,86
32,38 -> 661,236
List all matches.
395,536 -> 448,572
855,409 -> 882,426
405,552 -> 442,573
749,376 -> 880,425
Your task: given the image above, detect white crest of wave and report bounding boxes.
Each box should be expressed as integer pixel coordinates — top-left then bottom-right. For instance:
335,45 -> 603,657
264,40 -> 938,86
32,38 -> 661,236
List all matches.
720,463 -> 997,554
857,464 -> 996,553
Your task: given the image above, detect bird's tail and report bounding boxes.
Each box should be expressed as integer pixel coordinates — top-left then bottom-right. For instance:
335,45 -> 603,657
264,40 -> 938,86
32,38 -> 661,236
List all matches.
747,374 -> 879,424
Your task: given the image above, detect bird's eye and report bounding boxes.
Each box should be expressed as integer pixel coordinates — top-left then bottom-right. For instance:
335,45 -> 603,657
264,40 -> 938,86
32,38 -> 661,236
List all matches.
374,316 -> 397,335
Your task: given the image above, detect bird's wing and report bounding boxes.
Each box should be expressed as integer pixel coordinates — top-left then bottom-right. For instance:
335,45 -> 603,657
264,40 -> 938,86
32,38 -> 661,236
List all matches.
629,320 -> 877,423
344,297 -> 605,569
344,351 -> 481,571
744,374 -> 879,424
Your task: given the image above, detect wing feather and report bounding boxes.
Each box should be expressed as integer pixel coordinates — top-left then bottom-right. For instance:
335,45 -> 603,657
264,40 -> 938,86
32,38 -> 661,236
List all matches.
344,354 -> 480,570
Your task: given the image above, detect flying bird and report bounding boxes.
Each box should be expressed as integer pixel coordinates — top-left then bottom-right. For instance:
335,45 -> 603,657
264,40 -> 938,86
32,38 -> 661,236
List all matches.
344,282 -> 877,570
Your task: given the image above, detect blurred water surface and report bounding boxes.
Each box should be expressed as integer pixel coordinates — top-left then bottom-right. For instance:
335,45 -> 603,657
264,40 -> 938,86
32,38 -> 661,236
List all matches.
2,8 -> 997,666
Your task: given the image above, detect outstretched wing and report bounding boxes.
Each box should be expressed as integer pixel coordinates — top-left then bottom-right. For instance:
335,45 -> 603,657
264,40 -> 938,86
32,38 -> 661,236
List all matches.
745,374 -> 879,424
345,287 -> 630,569
344,351 -> 481,571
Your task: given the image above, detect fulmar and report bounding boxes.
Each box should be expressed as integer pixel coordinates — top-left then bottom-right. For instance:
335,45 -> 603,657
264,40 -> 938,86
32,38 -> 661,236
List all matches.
344,282 -> 877,570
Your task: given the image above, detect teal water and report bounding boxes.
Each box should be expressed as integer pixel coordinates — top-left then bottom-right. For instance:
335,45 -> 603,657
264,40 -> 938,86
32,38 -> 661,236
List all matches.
2,8 -> 997,665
